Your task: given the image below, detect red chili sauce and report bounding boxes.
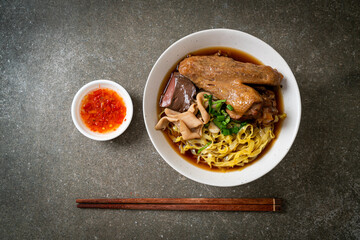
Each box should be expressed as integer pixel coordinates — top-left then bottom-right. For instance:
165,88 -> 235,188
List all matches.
80,88 -> 126,133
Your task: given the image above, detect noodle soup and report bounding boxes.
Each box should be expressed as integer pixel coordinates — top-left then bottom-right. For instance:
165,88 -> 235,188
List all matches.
156,47 -> 285,172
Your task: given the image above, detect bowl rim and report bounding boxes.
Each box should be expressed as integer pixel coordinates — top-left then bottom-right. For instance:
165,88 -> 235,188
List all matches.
143,28 -> 301,186
71,79 -> 133,141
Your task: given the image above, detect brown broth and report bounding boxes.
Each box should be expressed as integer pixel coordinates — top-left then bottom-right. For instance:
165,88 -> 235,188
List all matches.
157,47 -> 284,172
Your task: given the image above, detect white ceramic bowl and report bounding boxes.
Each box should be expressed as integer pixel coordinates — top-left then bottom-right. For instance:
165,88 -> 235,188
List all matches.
143,29 -> 301,187
72,80 -> 133,141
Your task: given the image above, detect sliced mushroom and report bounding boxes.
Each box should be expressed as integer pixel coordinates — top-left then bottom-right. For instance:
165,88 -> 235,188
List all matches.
196,92 -> 210,124
179,120 -> 202,140
164,107 -> 202,129
155,116 -> 178,130
156,93 -> 212,140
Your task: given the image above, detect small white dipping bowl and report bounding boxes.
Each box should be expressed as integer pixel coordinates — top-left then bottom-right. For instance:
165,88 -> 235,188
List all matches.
143,29 -> 301,187
71,80 -> 133,141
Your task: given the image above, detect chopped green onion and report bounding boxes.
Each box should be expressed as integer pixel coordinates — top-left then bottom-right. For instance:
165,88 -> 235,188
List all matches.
213,99 -> 226,104
215,103 -> 222,112
197,142 -> 211,154
212,111 -> 220,117
222,116 -> 230,126
208,95 -> 213,114
209,100 -> 225,113
225,116 -> 230,124
221,128 -> 231,136
216,115 -> 225,121
226,104 -> 234,111
231,127 -> 240,134
221,110 -> 228,116
213,119 -> 224,129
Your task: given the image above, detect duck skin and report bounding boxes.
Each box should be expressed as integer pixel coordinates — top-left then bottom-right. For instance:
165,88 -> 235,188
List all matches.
178,55 -> 283,119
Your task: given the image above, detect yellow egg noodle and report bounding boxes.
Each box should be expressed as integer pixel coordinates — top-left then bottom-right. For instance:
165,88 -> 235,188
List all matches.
165,121 -> 276,168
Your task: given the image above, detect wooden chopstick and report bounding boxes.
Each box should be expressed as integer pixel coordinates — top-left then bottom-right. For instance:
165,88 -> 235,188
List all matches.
76,198 -> 281,205
76,198 -> 281,212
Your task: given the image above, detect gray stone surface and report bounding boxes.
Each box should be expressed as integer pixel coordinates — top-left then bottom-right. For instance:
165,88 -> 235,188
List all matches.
1,0 -> 359,239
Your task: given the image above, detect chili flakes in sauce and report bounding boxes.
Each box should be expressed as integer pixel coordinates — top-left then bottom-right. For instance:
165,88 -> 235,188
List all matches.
80,88 -> 126,133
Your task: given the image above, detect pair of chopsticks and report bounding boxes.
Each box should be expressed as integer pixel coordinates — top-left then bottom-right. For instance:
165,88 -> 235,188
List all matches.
76,198 -> 281,212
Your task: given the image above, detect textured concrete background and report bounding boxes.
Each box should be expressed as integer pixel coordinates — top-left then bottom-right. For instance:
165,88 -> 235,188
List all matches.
1,0 -> 359,239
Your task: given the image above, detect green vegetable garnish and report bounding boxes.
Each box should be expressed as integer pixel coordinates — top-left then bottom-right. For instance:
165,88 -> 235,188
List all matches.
212,111 -> 220,117
205,96 -> 249,136
216,115 -> 225,121
231,127 -> 240,134
213,99 -> 226,104
225,116 -> 230,123
221,110 -> 228,116
215,103 -> 222,112
197,142 -> 211,154
221,129 -> 231,136
207,94 -> 213,114
221,116 -> 230,126
213,119 -> 224,129
226,104 -> 234,111
209,100 -> 225,113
